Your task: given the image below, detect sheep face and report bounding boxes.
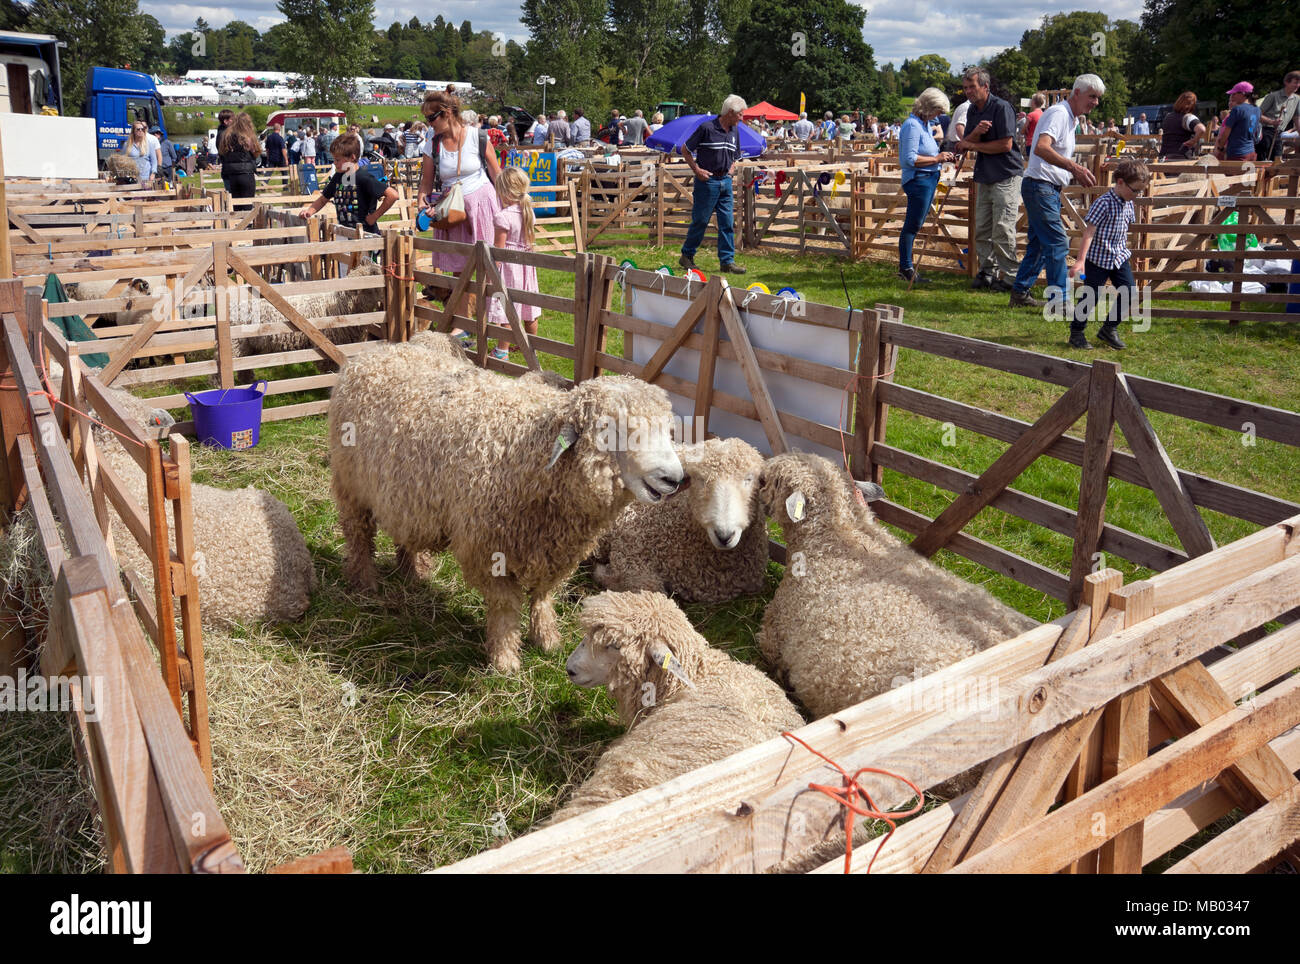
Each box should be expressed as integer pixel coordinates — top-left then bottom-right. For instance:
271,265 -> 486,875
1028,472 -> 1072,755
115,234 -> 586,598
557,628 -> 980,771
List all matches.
758,452 -> 884,528
567,591 -> 696,695
680,439 -> 764,550
557,378 -> 683,505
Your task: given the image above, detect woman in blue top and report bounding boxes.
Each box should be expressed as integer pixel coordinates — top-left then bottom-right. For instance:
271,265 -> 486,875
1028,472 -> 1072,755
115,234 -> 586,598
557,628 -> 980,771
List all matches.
897,87 -> 956,283
119,121 -> 160,183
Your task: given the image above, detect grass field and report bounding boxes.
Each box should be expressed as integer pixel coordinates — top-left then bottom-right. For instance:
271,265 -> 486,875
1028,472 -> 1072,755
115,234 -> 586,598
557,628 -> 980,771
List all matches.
1,240 -> 1297,874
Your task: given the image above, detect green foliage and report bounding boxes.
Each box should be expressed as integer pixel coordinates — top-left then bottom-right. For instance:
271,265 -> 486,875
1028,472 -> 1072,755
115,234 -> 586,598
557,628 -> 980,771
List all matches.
982,47 -> 1038,106
28,0 -> 151,109
1137,0 -> 1300,104
731,0 -> 881,116
900,53 -> 952,96
277,0 -> 376,107
520,0 -> 607,115
1019,11 -> 1133,122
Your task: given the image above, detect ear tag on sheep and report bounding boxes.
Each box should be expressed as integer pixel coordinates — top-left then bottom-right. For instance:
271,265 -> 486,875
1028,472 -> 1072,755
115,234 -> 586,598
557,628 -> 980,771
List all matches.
786,491 -> 806,523
660,651 -> 696,689
546,425 -> 579,469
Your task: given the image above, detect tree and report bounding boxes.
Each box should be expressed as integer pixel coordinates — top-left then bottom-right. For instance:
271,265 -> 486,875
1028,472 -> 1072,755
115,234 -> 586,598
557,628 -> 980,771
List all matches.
395,54 -> 419,80
605,0 -> 685,110
1137,0 -> 1300,104
521,0 -> 606,114
900,54 -> 952,96
1019,12 -> 1132,121
254,21 -> 298,71
221,20 -> 259,70
28,0 -> 147,109
0,0 -> 29,30
277,0 -> 375,105
731,0 -> 880,117
669,0 -> 749,114
982,47 -> 1038,106
134,12 -> 167,73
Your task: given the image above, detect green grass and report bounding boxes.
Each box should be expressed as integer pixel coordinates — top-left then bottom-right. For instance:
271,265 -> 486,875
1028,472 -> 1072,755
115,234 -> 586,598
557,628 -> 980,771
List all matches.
5,240 -> 1298,874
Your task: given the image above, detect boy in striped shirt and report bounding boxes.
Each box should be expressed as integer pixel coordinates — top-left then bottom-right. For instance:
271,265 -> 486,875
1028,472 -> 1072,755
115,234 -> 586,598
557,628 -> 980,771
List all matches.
1067,159 -> 1150,350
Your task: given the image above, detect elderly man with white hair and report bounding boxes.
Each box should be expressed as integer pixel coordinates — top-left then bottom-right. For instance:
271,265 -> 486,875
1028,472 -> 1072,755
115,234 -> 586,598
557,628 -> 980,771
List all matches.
1009,73 -> 1102,311
679,94 -> 748,274
792,111 -> 814,140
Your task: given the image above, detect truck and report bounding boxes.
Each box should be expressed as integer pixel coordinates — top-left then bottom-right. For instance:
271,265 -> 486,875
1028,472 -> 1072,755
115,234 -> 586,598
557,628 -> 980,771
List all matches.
84,66 -> 168,162
0,30 -> 65,114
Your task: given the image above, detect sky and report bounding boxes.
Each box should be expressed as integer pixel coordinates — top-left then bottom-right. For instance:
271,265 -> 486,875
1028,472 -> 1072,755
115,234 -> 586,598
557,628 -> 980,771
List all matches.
143,0 -> 1148,72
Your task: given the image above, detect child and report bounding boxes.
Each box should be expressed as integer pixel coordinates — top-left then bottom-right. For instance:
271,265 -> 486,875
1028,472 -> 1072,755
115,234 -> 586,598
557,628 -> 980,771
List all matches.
488,166 -> 541,362
1067,159 -> 1150,351
298,133 -> 398,235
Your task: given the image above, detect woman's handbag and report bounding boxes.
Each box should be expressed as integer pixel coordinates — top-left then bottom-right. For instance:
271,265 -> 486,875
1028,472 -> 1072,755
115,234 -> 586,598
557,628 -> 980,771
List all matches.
427,135 -> 468,231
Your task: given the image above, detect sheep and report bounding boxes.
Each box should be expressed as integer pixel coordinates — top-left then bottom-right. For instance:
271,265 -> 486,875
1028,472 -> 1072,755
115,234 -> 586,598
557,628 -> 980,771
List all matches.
232,259 -> 385,357
591,437 -> 770,603
88,386 -> 316,629
329,333 -> 685,671
554,590 -> 805,820
757,452 -> 1037,722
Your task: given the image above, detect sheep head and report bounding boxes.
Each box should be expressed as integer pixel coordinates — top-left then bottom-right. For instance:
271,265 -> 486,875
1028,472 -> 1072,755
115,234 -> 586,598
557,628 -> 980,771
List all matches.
550,376 -> 683,507
678,438 -> 764,550
341,258 -> 385,314
567,590 -> 704,724
758,452 -> 883,532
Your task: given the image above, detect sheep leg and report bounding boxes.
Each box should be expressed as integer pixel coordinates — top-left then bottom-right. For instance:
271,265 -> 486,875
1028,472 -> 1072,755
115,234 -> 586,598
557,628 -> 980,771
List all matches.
337,488 -> 378,591
484,583 -> 525,673
395,544 -> 432,581
528,592 -> 562,653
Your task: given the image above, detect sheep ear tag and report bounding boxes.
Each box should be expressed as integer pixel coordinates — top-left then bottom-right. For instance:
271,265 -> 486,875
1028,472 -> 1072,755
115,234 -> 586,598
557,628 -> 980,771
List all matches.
785,490 -> 807,523
547,424 -> 580,469
653,648 -> 696,689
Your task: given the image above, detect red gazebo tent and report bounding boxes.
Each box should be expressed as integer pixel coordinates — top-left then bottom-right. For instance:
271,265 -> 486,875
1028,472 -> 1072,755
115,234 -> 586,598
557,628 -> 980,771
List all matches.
743,101 -> 799,121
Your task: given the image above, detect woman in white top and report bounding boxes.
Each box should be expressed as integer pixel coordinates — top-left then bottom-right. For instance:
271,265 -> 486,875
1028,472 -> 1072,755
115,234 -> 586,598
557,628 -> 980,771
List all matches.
418,91 -> 504,331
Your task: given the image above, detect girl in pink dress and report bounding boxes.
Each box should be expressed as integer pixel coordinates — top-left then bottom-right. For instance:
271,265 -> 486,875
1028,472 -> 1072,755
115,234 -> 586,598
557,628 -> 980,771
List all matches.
489,167 -> 542,361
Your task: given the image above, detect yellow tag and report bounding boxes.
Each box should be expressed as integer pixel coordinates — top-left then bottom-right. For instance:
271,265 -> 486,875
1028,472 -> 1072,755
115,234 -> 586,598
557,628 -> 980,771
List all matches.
786,491 -> 806,522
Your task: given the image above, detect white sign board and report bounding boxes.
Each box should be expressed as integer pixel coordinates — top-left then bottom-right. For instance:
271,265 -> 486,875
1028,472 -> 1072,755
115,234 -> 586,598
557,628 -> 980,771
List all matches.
628,286 -> 850,463
0,114 -> 97,180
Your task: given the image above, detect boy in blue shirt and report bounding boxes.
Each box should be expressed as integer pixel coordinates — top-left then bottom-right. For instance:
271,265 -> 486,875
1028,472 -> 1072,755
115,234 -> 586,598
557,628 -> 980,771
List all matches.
1067,159 -> 1150,350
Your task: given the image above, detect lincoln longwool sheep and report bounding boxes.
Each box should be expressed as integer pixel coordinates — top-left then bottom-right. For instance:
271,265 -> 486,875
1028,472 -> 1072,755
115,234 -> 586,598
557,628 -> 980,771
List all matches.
232,259 -> 384,357
592,437 -> 769,603
329,334 -> 685,671
91,387 -> 316,629
554,590 -> 805,820
757,453 -> 1036,721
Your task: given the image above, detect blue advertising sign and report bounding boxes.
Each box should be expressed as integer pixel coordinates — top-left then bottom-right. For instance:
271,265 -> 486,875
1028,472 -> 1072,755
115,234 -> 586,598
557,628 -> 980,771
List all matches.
505,149 -> 557,218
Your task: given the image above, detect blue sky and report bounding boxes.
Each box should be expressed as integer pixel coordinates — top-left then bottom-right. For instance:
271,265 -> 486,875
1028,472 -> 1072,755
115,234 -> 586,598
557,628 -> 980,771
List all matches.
144,0 -> 1148,71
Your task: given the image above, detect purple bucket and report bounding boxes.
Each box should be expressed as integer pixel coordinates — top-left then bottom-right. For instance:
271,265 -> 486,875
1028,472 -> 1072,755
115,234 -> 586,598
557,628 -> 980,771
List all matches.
185,381 -> 268,450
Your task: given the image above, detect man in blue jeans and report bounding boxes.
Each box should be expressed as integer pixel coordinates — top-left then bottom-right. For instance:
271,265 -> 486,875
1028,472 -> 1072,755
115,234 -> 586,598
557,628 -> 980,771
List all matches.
680,94 -> 748,275
1010,74 -> 1103,312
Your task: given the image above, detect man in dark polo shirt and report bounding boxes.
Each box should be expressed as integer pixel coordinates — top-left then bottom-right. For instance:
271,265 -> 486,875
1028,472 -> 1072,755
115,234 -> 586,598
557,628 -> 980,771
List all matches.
679,94 -> 748,274
955,66 -> 1023,292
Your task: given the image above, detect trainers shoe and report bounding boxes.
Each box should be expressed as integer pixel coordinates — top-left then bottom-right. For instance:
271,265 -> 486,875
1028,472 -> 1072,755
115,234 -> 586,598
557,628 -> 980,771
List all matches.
1009,289 -> 1043,308
720,262 -> 747,274
678,254 -> 698,270
898,268 -> 930,284
1067,332 -> 1091,349
988,277 -> 1015,293
1096,326 -> 1126,350
489,347 -> 510,361
970,272 -> 993,290
455,332 -> 476,350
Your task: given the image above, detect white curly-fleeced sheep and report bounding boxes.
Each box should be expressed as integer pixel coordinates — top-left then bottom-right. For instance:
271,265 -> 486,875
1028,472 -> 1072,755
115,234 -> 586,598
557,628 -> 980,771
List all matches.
90,386 -> 316,629
232,259 -> 384,357
592,437 -> 770,603
553,590 -> 805,820
328,333 -> 685,672
757,453 -> 1037,721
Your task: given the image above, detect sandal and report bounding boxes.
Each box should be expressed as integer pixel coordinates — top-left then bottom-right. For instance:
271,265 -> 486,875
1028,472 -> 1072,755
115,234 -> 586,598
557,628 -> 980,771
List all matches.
489,347 -> 510,361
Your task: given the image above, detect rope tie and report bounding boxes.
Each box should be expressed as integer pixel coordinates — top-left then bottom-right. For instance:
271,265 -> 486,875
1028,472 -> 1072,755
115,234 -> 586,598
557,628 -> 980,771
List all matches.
781,732 -> 924,874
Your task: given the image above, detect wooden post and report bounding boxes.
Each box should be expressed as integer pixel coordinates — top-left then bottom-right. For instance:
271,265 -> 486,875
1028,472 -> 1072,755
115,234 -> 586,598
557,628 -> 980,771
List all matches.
850,307 -> 879,481
382,230 -> 399,342
656,157 -> 665,248
1068,360 -> 1119,608
967,183 -> 978,280
572,253 -> 591,382
0,123 -> 12,280
213,242 -> 233,390
581,255 -> 615,381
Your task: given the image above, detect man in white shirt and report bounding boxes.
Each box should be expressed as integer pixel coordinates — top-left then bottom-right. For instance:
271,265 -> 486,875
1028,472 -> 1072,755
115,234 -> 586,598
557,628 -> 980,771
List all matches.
792,111 -> 814,140
1133,113 -> 1150,135
1010,74 -> 1103,310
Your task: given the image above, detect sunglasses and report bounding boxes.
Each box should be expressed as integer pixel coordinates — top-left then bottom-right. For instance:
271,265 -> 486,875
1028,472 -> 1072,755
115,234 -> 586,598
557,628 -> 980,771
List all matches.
427,110 -> 446,122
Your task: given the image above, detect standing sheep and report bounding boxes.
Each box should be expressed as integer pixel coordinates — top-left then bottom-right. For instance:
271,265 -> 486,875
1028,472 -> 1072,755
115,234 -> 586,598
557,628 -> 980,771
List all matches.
329,335 -> 684,671
757,453 -> 1036,721
232,259 -> 385,357
89,386 -> 316,629
554,590 -> 805,820
592,437 -> 770,603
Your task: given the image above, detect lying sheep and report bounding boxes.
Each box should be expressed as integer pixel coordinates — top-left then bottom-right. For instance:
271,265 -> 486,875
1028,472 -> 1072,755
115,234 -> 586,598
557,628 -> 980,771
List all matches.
757,453 -> 1036,721
554,590 -> 805,820
592,437 -> 769,603
232,259 -> 384,357
329,332 -> 684,671
89,386 -> 316,629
